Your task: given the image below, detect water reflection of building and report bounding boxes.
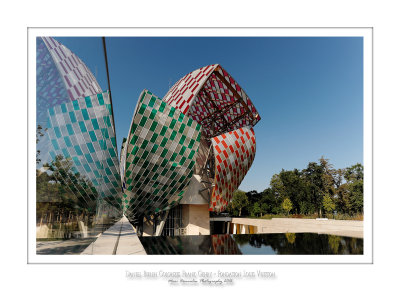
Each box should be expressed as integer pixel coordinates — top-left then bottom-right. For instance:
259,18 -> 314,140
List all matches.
140,234 -> 242,255
212,234 -> 242,254
138,233 -> 362,255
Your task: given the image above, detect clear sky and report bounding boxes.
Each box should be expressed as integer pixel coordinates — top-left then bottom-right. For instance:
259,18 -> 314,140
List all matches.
54,37 -> 363,192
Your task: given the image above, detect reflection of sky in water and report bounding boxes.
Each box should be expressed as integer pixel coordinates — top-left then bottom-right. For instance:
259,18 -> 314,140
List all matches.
236,244 -> 276,255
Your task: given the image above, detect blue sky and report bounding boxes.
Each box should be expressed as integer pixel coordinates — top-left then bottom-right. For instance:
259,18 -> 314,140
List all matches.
55,37 -> 363,192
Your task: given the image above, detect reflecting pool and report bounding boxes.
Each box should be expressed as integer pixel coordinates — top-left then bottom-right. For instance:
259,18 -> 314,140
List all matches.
139,233 -> 363,255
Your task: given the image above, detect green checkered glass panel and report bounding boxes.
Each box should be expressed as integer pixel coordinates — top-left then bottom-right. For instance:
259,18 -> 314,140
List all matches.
122,89 -> 202,218
46,91 -> 123,210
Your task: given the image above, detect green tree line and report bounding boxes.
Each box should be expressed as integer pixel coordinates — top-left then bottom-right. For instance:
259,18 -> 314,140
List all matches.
226,157 -> 363,219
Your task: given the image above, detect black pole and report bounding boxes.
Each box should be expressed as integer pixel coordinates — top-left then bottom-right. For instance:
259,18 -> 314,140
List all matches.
102,37 -> 118,155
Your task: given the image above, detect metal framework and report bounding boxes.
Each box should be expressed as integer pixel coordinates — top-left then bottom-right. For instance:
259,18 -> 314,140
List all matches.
162,64 -> 261,212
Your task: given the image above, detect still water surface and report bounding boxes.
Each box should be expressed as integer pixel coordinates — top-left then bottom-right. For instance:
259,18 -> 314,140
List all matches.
139,233 -> 363,255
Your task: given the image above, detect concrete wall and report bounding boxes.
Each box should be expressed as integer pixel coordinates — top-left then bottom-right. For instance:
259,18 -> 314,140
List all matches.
179,175 -> 210,204
182,204 -> 210,235
230,218 -> 363,238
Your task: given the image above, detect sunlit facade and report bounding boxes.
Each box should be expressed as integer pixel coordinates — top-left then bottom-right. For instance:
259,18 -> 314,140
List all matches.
36,37 -> 261,242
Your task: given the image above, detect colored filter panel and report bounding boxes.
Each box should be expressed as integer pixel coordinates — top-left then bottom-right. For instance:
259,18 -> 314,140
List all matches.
36,38 -> 70,125
41,37 -> 102,101
123,89 -> 201,218
45,91 -> 123,211
163,64 -> 218,115
162,64 -> 260,138
210,126 -> 256,212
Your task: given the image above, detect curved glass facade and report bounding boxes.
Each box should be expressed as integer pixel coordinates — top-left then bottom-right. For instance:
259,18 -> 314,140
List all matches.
36,37 -> 122,248
122,90 -> 202,220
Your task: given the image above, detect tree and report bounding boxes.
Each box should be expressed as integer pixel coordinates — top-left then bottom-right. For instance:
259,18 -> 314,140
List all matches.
224,159 -> 363,219
260,203 -> 269,217
231,190 -> 249,217
319,157 -> 335,190
344,163 -> 363,182
299,201 -> 308,215
342,163 -> 364,214
245,190 -> 262,217
226,201 -> 239,216
302,157 -> 335,217
36,124 -> 47,164
348,180 -> 363,213
322,193 -> 335,215
332,168 -> 345,189
282,198 -> 293,215
260,188 -> 279,214
252,202 -> 261,217
44,155 -> 99,212
270,173 -> 285,196
270,169 -> 308,214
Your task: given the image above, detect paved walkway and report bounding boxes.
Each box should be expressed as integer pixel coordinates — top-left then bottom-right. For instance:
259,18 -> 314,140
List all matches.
81,216 -> 146,255
37,238 -> 95,255
231,218 -> 363,238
